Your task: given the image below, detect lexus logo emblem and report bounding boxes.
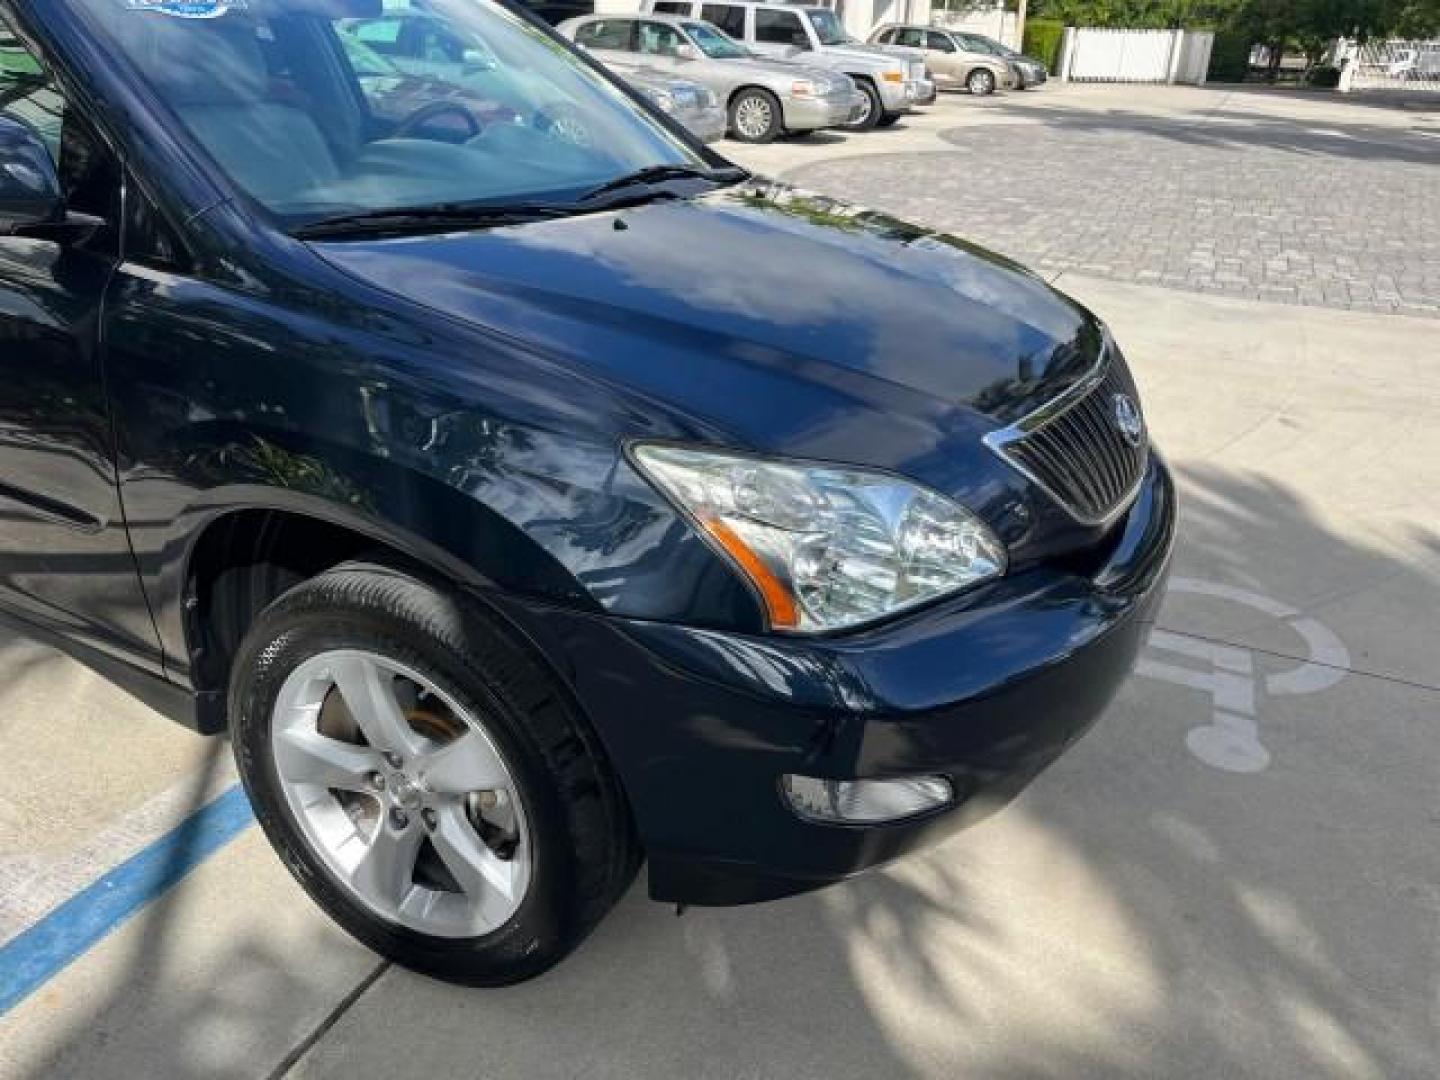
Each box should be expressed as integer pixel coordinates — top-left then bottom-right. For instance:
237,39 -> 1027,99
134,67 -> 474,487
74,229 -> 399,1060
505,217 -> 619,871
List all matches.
1113,393 -> 1145,447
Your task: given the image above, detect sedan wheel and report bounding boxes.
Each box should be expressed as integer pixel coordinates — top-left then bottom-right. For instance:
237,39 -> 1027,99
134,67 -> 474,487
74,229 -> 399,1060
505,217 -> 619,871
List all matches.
729,88 -> 781,143
967,68 -> 996,96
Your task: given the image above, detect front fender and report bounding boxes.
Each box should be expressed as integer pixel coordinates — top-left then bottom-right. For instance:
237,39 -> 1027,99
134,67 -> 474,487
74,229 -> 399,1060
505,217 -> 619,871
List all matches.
102,255 -> 763,685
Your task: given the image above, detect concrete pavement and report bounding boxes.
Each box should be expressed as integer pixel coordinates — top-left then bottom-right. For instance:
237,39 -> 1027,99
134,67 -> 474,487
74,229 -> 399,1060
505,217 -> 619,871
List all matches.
1,85 -> 1436,1080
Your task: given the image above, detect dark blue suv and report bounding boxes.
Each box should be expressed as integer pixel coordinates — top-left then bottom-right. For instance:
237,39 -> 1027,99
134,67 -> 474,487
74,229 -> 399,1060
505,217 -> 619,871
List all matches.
0,0 -> 1173,984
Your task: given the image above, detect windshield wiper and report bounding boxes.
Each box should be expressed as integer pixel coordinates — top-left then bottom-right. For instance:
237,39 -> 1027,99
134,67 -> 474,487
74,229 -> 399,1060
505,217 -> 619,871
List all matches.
577,164 -> 747,205
292,202 -> 574,240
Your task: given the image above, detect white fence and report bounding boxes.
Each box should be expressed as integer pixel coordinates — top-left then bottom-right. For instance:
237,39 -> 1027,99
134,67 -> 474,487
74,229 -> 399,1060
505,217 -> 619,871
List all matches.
1347,38 -> 1440,92
1058,28 -> 1214,85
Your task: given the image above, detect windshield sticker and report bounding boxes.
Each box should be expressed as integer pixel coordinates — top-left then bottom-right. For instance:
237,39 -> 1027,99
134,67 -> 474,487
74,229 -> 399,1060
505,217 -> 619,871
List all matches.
124,0 -> 245,17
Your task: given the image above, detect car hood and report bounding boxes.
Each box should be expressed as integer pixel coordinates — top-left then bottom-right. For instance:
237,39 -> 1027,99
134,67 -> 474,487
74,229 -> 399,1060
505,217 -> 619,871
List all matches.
817,43 -> 908,71
310,181 -> 1099,464
726,56 -> 843,84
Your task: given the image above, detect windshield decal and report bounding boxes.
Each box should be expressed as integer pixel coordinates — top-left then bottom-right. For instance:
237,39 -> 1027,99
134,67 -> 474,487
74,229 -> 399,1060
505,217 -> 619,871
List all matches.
124,0 -> 245,18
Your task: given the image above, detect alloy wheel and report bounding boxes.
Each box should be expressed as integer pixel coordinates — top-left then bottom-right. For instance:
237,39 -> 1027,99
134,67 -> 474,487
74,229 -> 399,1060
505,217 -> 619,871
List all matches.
270,649 -> 531,939
734,94 -> 775,141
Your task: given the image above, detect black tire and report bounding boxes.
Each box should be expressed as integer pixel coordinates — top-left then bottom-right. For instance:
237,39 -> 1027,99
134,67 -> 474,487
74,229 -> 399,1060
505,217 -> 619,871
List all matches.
876,112 -> 902,128
229,561 -> 639,986
728,87 -> 782,143
843,78 -> 883,131
967,68 -> 997,96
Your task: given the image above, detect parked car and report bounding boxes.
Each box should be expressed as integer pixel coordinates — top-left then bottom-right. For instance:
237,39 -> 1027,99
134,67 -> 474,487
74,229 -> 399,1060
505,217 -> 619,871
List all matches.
0,0 -> 1174,985
646,0 -> 932,129
340,6 -> 724,143
559,13 -> 859,143
962,30 -> 1049,88
869,24 -> 1018,95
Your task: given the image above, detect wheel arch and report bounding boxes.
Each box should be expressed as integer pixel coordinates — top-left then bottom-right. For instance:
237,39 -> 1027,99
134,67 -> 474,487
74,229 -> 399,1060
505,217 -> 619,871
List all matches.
167,477 -> 598,729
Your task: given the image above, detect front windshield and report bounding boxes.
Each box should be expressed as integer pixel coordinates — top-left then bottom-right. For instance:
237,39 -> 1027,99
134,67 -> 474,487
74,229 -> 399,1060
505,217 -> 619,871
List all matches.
805,9 -> 848,46
684,21 -> 748,60
75,0 -> 707,227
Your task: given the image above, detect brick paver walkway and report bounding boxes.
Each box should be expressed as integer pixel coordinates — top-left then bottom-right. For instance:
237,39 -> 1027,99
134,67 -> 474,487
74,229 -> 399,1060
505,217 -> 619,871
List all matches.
782,115 -> 1440,317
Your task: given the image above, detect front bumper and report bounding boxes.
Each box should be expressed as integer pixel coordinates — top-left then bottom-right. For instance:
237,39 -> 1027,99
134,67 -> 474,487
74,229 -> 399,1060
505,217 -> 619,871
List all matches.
909,76 -> 937,106
781,91 -> 858,132
681,104 -> 728,144
495,454 -> 1176,906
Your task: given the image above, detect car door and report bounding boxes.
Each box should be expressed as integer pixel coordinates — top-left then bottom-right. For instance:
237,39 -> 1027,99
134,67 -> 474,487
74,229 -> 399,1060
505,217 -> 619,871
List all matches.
0,20 -> 162,670
925,30 -> 964,85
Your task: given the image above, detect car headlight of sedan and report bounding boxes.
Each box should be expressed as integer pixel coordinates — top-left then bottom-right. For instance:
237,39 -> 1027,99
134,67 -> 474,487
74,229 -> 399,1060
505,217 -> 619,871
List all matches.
644,88 -> 677,114
631,444 -> 1006,633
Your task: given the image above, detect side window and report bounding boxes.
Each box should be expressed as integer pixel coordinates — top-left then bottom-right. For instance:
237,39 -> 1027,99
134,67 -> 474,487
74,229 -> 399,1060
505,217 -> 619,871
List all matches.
1,21 -> 62,161
700,4 -> 746,38
927,31 -> 955,52
754,9 -> 805,47
895,28 -> 924,48
652,2 -> 691,14
637,21 -> 684,57
0,19 -> 117,225
577,20 -> 634,51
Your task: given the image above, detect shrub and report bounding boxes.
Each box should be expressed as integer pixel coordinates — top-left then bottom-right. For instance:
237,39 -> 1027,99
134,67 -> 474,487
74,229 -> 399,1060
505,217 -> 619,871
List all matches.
1307,64 -> 1341,87
1207,26 -> 1251,82
1023,19 -> 1067,73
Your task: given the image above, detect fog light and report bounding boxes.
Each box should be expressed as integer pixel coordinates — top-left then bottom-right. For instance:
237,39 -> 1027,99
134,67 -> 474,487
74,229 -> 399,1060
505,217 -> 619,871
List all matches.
781,774 -> 953,824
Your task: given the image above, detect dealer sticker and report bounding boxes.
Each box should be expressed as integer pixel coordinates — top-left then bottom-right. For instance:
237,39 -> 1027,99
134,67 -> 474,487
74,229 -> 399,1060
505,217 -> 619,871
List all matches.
125,0 -> 245,17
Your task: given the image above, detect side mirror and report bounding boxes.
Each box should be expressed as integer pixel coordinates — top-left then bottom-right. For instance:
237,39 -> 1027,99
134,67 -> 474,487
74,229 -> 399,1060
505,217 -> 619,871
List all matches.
675,43 -> 701,62
0,117 -> 63,233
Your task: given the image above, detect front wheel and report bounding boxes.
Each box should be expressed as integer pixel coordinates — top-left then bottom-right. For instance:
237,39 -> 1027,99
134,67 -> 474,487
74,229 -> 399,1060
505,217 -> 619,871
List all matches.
843,79 -> 883,131
967,68 -> 997,96
230,562 -> 638,985
728,88 -> 782,143
876,112 -> 902,128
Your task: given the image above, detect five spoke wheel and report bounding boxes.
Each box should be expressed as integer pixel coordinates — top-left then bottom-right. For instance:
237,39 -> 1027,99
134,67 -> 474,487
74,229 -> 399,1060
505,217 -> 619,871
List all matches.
272,650 -> 530,939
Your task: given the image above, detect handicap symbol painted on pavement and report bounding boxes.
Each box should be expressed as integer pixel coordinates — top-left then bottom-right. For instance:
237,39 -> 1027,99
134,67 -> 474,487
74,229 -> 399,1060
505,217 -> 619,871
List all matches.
1136,577 -> 1350,774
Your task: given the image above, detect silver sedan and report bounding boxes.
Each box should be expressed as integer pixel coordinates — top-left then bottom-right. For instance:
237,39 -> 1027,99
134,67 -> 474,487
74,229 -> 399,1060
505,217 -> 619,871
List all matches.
559,14 -> 860,143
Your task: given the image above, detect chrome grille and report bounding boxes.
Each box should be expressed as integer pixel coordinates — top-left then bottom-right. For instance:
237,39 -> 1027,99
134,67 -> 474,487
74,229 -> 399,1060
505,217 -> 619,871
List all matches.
985,353 -> 1148,525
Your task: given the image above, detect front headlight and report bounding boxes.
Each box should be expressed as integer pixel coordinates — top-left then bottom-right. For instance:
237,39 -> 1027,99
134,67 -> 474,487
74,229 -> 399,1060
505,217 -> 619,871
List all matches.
631,444 -> 1007,633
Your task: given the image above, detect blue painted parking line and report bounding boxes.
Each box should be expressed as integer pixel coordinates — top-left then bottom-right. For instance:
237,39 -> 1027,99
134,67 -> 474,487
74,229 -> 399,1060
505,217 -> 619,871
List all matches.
0,784 -> 255,1017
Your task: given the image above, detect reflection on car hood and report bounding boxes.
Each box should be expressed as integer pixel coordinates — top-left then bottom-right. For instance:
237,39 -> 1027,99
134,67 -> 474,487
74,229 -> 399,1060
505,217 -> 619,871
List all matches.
311,181 -> 1099,454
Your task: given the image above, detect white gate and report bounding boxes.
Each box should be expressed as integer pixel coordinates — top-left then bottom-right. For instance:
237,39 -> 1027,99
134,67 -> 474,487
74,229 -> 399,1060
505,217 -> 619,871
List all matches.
1059,28 -> 1212,85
